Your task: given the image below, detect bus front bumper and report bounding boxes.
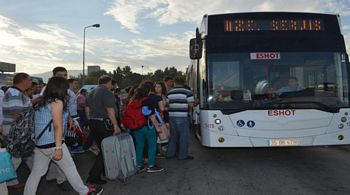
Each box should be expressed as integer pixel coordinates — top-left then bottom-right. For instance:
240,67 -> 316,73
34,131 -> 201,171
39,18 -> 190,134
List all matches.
201,130 -> 350,147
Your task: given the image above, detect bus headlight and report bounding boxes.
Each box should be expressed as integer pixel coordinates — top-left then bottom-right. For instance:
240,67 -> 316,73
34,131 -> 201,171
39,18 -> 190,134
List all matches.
218,125 -> 224,131
215,119 -> 221,124
338,135 -> 344,141
338,124 -> 344,129
341,117 -> 347,122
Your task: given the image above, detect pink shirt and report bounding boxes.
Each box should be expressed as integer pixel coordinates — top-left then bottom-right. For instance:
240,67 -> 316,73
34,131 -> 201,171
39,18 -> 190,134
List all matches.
77,94 -> 86,111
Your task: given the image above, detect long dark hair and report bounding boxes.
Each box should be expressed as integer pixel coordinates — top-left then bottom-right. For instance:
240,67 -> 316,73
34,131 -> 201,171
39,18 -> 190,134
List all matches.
35,77 -> 69,110
130,81 -> 154,101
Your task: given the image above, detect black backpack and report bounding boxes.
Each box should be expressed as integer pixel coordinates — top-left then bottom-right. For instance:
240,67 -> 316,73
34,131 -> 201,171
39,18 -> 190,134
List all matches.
5,107 -> 52,158
5,108 -> 35,158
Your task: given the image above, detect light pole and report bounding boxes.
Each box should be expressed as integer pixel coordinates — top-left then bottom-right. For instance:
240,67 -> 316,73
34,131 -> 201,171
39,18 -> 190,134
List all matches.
141,65 -> 144,79
83,23 -> 100,80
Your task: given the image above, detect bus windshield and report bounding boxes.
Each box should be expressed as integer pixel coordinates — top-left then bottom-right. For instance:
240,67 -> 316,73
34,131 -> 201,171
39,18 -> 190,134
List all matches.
207,52 -> 349,112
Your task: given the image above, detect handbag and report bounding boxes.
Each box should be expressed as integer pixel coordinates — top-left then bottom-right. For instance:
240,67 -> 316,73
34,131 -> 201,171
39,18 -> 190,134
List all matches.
154,111 -> 170,143
157,123 -> 170,143
0,148 -> 17,183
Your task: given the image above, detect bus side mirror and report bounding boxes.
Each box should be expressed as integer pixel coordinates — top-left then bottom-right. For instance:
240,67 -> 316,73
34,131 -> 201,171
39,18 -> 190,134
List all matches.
189,38 -> 202,60
190,28 -> 203,59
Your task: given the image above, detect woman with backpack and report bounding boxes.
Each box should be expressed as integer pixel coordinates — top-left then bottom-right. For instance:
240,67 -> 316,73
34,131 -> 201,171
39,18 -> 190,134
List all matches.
125,81 -> 164,173
24,77 -> 103,195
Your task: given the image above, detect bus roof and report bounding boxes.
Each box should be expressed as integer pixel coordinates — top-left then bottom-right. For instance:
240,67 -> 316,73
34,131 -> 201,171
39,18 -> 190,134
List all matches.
205,12 -> 337,18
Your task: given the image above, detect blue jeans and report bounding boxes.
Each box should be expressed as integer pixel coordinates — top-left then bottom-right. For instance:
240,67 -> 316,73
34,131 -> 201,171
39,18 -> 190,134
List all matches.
167,117 -> 190,159
132,126 -> 157,166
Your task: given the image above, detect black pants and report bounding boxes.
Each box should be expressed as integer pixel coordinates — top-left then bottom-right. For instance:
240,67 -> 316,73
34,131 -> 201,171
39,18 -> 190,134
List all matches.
88,119 -> 113,180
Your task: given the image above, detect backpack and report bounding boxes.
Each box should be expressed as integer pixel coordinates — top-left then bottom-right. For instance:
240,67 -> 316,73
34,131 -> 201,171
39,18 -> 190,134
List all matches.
5,106 -> 52,158
121,97 -> 148,130
5,108 -> 35,158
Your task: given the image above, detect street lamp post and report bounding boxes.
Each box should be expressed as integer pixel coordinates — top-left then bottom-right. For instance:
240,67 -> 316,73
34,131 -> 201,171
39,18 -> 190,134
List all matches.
141,65 -> 144,79
83,24 -> 100,80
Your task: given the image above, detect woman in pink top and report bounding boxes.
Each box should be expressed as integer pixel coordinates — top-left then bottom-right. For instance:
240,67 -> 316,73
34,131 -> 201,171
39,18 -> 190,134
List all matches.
77,89 -> 88,129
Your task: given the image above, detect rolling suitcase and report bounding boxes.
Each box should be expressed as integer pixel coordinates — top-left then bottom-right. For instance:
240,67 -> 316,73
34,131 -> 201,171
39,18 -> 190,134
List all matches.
101,133 -> 137,182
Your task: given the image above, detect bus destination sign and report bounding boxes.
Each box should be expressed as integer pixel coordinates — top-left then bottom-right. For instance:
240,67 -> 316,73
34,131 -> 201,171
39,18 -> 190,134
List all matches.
224,19 -> 324,32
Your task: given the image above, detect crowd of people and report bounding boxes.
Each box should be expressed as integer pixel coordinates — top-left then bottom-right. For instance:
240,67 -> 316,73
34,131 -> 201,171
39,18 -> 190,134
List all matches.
0,66 -> 195,195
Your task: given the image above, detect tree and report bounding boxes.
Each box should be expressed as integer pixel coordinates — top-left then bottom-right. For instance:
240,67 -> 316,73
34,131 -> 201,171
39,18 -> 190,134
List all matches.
81,66 -> 185,89
83,70 -> 108,85
153,69 -> 164,82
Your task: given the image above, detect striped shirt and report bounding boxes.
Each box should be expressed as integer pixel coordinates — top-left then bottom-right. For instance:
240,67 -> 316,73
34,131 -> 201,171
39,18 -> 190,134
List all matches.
2,87 -> 31,135
35,103 -> 68,146
167,87 -> 194,118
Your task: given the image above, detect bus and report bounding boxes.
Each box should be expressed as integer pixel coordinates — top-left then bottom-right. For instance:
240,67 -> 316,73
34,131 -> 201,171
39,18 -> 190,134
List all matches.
187,12 -> 350,147
0,74 -> 44,87
0,73 -> 14,87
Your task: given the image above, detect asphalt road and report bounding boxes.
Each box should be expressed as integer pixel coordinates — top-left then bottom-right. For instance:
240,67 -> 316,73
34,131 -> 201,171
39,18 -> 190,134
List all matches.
10,136 -> 350,195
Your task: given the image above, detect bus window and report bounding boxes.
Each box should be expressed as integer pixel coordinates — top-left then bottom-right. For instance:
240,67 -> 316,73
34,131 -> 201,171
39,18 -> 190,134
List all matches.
207,52 -> 348,110
209,61 -> 240,102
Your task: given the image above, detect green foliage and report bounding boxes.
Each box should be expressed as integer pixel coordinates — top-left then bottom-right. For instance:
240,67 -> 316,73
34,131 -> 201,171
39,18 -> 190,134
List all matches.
79,66 -> 185,88
83,70 -> 108,84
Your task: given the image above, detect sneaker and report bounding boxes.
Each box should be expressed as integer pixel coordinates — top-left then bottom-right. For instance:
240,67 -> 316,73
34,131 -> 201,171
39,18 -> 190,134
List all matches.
87,184 -> 103,195
57,181 -> 73,191
89,146 -> 100,156
147,165 -> 164,173
161,145 -> 168,152
137,165 -> 147,174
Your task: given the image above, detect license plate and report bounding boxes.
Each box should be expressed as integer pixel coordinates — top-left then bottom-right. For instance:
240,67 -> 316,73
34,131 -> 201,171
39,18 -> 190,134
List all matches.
269,139 -> 300,146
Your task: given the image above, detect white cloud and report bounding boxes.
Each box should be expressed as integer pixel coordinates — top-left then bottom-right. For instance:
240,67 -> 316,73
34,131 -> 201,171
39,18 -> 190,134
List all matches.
1,9 -> 185,75
0,15 -> 85,73
0,14 -> 128,74
344,31 -> 350,53
2,0 -> 350,77
107,0 -> 350,31
131,31 -> 193,58
84,31 -> 194,73
105,0 -> 166,34
103,0 -> 350,72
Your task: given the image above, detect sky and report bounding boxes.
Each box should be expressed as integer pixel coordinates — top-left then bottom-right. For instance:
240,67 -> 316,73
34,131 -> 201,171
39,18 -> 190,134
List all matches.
0,0 -> 350,75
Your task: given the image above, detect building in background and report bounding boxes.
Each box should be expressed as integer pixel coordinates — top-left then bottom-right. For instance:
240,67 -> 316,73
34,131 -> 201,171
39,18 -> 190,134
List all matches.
88,65 -> 100,75
0,62 -> 16,87
0,62 -> 16,73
